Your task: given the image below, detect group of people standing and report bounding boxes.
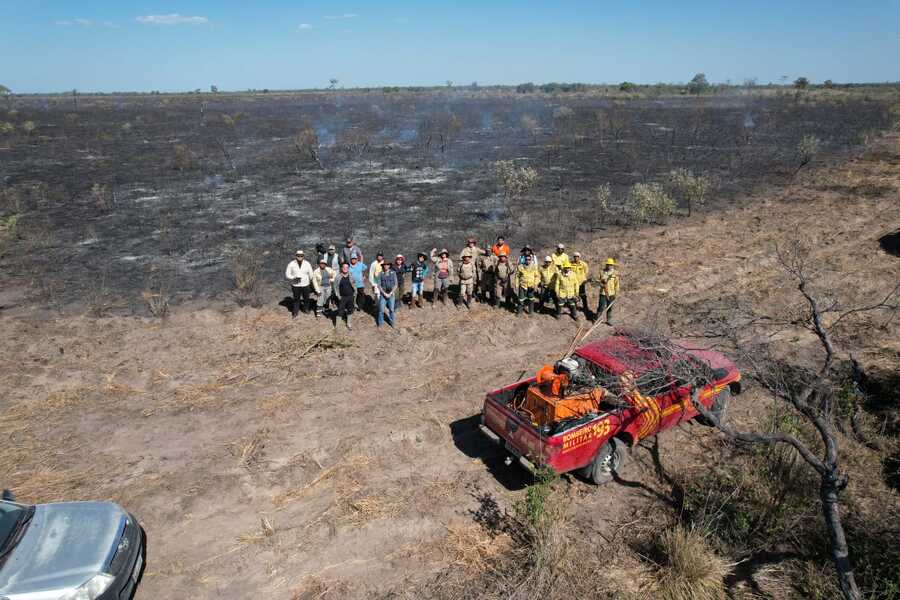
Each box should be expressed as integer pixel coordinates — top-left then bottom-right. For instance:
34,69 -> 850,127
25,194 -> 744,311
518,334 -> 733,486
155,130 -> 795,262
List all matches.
285,235 -> 621,330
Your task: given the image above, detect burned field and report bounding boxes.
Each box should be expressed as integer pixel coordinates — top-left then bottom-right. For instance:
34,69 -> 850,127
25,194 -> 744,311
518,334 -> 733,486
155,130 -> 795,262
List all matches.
0,91 -> 892,308
0,89 -> 899,599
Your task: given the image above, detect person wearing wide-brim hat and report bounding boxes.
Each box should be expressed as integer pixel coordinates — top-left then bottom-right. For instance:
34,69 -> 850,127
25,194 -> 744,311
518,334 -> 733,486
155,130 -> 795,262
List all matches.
460,236 -> 486,301
409,252 -> 430,308
430,248 -> 454,306
390,254 -> 411,311
312,257 -> 337,318
595,258 -> 620,326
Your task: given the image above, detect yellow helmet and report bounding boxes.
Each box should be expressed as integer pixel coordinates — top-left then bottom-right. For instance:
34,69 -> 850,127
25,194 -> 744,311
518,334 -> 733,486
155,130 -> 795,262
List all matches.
605,258 -> 616,266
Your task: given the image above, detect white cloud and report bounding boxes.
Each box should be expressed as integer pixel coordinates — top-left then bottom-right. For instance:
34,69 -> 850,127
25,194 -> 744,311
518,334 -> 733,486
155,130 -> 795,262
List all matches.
135,14 -> 209,25
298,23 -> 313,30
324,13 -> 358,20
56,18 -> 95,27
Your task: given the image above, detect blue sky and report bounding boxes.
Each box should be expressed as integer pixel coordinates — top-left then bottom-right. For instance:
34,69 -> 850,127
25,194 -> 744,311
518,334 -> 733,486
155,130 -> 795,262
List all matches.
2,0 -> 899,93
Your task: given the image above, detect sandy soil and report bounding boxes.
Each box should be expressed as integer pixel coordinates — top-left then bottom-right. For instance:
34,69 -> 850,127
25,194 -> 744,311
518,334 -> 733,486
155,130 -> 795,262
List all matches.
0,131 -> 898,599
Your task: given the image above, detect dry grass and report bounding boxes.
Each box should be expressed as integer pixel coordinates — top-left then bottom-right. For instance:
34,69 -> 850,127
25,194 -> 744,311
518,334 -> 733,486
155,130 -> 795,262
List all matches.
226,428 -> 270,469
445,523 -> 514,574
0,386 -> 125,502
273,451 -> 374,508
645,525 -> 730,600
236,515 -> 277,545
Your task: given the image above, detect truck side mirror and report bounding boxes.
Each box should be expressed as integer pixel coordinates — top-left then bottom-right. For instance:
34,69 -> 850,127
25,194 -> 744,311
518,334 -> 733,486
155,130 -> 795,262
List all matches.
2,489 -> 14,501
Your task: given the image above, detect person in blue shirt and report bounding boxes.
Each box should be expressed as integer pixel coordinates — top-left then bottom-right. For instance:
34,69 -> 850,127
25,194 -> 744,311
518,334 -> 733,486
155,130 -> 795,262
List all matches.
347,254 -> 368,311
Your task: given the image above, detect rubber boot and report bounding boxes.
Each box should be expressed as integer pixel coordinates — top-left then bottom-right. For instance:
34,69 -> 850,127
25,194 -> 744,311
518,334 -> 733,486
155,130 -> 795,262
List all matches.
516,301 -> 523,316
346,314 -> 353,330
525,301 -> 532,315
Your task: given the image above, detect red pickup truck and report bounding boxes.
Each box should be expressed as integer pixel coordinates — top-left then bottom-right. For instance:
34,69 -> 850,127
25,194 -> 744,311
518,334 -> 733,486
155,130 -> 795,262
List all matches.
479,333 -> 741,483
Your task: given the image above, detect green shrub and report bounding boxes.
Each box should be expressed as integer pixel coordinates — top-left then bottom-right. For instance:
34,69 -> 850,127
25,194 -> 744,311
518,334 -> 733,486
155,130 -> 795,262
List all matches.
625,182 -> 676,224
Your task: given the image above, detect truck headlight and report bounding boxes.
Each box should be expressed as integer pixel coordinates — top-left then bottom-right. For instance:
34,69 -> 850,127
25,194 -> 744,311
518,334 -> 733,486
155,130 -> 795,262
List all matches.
59,573 -> 115,600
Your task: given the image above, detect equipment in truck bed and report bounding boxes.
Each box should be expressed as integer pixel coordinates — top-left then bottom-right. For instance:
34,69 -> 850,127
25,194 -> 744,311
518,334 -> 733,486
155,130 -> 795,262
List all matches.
521,385 -> 604,427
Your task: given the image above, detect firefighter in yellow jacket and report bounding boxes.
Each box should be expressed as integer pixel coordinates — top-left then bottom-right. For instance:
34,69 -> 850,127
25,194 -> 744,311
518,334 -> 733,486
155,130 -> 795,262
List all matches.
514,254 -> 541,316
538,256 -> 557,312
595,258 -> 620,325
554,262 -> 580,321
570,251 -> 589,316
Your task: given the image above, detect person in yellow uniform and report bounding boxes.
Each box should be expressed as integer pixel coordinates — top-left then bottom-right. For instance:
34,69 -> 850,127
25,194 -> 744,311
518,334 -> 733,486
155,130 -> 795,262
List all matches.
595,258 -> 620,325
538,255 -> 557,313
554,262 -> 580,321
550,243 -> 569,269
570,251 -> 589,317
514,253 -> 541,316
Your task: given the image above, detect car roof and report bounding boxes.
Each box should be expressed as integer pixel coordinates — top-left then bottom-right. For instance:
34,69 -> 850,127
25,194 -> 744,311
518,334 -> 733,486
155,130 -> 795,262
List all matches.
573,333 -> 734,376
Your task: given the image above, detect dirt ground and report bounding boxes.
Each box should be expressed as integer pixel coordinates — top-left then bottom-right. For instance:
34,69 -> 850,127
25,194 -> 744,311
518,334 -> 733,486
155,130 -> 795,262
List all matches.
1,130 -> 899,598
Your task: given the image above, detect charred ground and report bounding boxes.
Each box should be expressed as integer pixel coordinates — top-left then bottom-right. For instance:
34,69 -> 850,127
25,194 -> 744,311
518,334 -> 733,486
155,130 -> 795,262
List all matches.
0,90 -> 893,308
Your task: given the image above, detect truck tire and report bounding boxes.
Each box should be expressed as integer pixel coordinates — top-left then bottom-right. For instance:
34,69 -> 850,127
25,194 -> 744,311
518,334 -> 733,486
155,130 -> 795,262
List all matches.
698,388 -> 731,427
585,438 -> 629,485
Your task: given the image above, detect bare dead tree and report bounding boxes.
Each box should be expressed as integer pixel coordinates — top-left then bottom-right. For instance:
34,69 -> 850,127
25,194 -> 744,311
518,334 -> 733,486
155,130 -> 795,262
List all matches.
680,241 -> 898,600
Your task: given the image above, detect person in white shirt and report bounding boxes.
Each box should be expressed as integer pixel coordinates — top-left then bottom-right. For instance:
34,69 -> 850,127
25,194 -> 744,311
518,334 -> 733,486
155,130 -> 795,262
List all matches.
368,251 -> 385,310
312,258 -> 337,318
285,250 -> 315,318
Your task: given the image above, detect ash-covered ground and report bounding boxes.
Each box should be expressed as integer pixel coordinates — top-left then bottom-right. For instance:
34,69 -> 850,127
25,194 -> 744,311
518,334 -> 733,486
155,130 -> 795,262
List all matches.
0,91 -> 891,308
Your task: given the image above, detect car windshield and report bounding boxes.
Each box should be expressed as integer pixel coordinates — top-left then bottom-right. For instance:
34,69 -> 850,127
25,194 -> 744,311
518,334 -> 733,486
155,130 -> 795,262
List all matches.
0,501 -> 26,553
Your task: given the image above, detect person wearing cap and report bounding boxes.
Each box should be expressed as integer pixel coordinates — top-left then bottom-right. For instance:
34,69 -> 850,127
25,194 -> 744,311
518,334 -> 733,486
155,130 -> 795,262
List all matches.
312,258 -> 337,318
595,258 -> 620,325
551,243 -> 570,269
409,252 -> 430,308
554,262 -> 580,320
389,255 -> 411,310
324,244 -> 340,271
538,255 -> 558,312
376,260 -> 399,327
514,253 -> 541,315
494,252 -> 516,309
368,252 -> 385,309
285,250 -> 315,318
332,263 -> 356,330
459,237 -> 484,262
491,235 -> 510,258
570,252 -> 590,317
340,237 -> 364,265
430,247 -> 454,306
476,245 -> 497,304
457,253 -> 477,309
347,254 -> 368,311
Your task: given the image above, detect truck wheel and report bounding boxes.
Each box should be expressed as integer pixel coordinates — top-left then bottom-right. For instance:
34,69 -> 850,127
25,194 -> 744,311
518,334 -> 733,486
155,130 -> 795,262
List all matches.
698,388 -> 731,427
587,438 -> 628,485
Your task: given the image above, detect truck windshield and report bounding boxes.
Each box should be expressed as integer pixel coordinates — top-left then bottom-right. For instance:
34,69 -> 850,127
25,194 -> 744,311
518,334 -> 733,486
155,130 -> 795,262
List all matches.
0,502 -> 27,554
